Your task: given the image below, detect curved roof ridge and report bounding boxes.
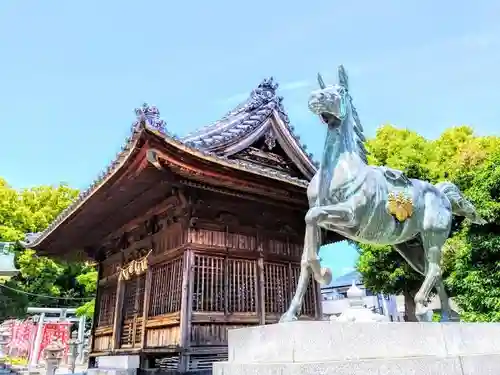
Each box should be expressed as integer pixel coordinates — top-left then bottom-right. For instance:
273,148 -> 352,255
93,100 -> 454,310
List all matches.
182,77 -> 280,145
23,102 -> 312,251
181,78 -> 319,171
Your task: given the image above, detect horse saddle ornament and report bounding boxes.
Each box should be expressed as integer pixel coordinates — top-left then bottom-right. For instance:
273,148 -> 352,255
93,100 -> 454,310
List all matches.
387,191 -> 414,222
382,167 -> 411,187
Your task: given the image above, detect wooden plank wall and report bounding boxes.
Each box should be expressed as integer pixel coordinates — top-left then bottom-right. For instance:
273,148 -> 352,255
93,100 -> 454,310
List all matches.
145,257 -> 183,348
92,214 -> 318,362
93,283 -> 117,352
186,226 -> 317,348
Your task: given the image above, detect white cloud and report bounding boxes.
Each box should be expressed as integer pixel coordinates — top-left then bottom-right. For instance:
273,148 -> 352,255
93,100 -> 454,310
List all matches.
340,29 -> 500,78
340,266 -> 355,275
280,80 -> 311,91
220,79 -> 311,104
459,32 -> 497,49
220,92 -> 248,104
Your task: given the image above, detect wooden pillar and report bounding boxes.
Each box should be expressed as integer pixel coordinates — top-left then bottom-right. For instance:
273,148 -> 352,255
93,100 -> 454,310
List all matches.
140,270 -> 153,349
111,278 -> 125,351
179,250 -> 194,373
287,263 -> 293,302
256,256 -> 265,325
224,255 -> 229,316
89,262 -> 103,355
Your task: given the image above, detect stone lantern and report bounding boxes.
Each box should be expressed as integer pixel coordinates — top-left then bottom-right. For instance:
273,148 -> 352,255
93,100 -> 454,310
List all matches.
331,281 -> 389,322
43,339 -> 65,375
67,331 -> 81,374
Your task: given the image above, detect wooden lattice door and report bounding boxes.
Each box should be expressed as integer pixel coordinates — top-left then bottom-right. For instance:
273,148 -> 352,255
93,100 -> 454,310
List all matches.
120,274 -> 146,348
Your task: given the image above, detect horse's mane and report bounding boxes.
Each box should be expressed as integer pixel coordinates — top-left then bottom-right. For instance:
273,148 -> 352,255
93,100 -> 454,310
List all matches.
338,65 -> 369,164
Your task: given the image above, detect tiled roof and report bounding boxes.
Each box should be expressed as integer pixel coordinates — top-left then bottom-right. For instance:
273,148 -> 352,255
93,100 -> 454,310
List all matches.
182,78 -> 318,168
24,90 -> 315,250
322,270 -> 362,289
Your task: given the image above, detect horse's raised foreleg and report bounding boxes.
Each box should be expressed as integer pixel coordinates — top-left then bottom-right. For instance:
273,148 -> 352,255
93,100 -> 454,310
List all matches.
281,221 -> 331,322
280,204 -> 353,322
304,205 -> 354,284
280,206 -> 338,322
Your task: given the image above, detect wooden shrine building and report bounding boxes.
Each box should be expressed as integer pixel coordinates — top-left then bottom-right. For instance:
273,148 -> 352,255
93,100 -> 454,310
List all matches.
25,79 -> 337,373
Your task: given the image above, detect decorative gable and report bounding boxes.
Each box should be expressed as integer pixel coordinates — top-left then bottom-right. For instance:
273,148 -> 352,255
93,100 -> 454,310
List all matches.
230,126 -> 307,180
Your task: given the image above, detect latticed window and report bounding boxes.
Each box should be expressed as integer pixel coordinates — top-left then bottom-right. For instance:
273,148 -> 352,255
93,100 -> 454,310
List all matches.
123,278 -> 139,320
192,255 -> 257,313
264,263 -> 290,313
227,259 -> 256,313
120,274 -> 146,347
148,257 -> 183,316
97,284 -> 117,327
263,263 -> 316,316
192,255 -> 225,312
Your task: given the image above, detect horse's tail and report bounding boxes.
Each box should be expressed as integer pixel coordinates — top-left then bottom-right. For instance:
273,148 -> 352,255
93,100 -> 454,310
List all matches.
435,181 -> 487,225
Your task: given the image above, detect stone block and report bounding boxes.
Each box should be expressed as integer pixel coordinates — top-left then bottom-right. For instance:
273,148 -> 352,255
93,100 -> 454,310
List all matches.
460,354 -> 500,375
87,369 -> 136,375
214,356 -> 463,375
441,323 -> 500,356
217,321 -> 500,375
229,322 -> 448,363
97,355 -> 139,369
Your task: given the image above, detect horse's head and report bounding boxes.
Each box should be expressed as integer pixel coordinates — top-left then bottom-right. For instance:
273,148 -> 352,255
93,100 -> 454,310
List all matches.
308,70 -> 349,129
307,65 -> 368,163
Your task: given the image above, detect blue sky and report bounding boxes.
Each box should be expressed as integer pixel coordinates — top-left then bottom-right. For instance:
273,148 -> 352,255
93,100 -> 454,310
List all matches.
1,1 -> 499,277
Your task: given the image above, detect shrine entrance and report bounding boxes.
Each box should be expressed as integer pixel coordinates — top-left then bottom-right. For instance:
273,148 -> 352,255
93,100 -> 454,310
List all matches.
120,275 -> 146,348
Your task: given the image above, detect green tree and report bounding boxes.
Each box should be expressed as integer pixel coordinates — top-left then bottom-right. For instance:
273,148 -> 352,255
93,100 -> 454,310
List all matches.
0,178 -> 96,319
446,149 -> 500,321
75,269 -> 97,318
366,124 -> 433,179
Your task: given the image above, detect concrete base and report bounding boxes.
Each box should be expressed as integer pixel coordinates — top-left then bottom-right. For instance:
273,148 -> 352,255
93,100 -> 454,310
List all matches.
87,355 -> 139,375
213,322 -> 500,375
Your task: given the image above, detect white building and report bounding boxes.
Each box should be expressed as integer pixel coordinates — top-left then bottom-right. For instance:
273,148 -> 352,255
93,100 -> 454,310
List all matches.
321,271 -> 402,321
0,242 -> 18,277
321,270 -> 460,321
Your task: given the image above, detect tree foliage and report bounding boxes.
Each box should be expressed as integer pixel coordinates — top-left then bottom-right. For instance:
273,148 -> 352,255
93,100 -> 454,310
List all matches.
0,179 -> 96,320
445,149 -> 500,321
75,270 -> 97,318
355,125 -> 500,321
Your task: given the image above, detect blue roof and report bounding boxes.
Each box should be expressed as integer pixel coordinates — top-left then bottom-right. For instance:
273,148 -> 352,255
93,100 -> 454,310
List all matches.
321,270 -> 362,289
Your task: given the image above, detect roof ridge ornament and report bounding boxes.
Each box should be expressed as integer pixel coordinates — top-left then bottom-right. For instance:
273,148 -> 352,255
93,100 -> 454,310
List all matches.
256,77 -> 279,94
134,103 -> 167,133
249,77 -> 278,108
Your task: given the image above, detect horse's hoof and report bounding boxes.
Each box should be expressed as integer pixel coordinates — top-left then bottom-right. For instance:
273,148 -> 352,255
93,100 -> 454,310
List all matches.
279,313 -> 298,323
440,312 -> 450,322
416,306 -> 432,322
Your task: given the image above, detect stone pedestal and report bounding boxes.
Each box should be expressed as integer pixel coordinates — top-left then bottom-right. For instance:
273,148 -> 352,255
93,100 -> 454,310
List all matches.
213,321 -> 500,375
